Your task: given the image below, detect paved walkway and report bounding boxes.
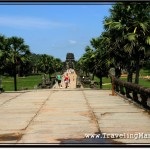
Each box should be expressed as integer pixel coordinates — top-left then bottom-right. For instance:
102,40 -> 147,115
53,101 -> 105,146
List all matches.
53,71 -> 82,89
0,72 -> 150,145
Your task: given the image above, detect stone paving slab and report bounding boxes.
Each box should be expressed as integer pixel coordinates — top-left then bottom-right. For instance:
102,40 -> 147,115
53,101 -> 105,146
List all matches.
0,91 -> 53,140
0,93 -> 22,106
83,90 -> 150,144
17,88 -> 98,143
98,112 -> 150,120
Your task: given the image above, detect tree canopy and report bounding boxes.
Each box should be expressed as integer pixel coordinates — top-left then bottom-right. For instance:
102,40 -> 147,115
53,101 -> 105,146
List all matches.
77,2 -> 150,88
0,34 -> 63,91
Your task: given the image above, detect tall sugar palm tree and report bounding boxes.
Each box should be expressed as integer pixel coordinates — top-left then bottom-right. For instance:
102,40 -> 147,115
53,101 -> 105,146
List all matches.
0,35 -> 6,75
78,46 -> 95,77
7,36 -> 30,91
92,35 -> 111,89
38,54 -> 54,76
104,2 -> 150,84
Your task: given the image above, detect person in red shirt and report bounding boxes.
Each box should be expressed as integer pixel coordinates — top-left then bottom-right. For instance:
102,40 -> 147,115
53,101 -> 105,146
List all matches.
64,73 -> 70,88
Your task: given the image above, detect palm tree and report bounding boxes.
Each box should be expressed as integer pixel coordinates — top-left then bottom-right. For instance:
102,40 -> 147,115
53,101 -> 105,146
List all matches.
103,22 -> 131,80
78,46 -> 95,77
91,35 -> 111,89
38,54 -> 54,76
53,58 -> 63,73
104,2 -> 150,84
0,35 -> 6,75
38,54 -> 63,78
77,35 -> 111,89
7,36 -> 31,91
30,53 -> 42,74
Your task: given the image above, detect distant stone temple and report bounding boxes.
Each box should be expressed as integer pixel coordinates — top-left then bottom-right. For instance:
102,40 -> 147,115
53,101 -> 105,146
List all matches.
65,53 -> 75,69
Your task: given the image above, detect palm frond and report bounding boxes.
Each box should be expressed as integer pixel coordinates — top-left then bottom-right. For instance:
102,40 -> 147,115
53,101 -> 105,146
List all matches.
146,36 -> 150,45
139,22 -> 148,32
133,27 -> 137,34
124,43 -> 133,53
126,33 -> 137,41
0,51 -> 3,57
111,22 -> 122,30
139,46 -> 145,51
90,54 -> 95,59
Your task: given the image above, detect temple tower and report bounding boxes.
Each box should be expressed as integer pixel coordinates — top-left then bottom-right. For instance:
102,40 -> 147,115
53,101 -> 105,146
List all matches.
65,53 -> 75,69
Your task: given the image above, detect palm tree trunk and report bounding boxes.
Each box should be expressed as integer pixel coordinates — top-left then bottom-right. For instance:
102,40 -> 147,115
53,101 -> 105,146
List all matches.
127,66 -> 133,83
14,64 -> 17,91
135,57 -> 140,84
115,67 -> 121,78
48,71 -> 51,81
86,71 -> 88,77
92,70 -> 95,80
99,74 -> 102,89
127,72 -> 133,82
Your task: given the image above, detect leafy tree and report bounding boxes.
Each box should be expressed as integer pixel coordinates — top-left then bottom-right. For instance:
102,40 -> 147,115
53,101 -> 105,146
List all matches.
53,58 -> 63,73
91,35 -> 111,89
7,36 -> 31,91
0,35 -> 6,75
77,36 -> 111,89
30,53 -> 42,74
104,2 -> 150,84
78,46 -> 95,77
38,54 -> 54,77
37,54 -> 63,78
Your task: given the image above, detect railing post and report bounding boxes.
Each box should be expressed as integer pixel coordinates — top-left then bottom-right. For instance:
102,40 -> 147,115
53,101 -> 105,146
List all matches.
125,87 -> 132,99
132,91 -> 138,102
110,75 -> 117,96
140,94 -> 148,108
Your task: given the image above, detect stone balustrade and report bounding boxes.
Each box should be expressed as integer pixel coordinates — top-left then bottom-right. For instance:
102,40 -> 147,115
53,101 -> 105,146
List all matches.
110,75 -> 150,109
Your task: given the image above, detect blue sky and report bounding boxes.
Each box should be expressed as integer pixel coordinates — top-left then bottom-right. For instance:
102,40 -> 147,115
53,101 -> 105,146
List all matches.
0,3 -> 112,61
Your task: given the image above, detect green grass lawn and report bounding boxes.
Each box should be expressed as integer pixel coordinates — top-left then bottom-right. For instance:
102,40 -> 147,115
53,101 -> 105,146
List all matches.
120,77 -> 150,88
1,69 -> 150,91
93,76 -> 112,89
82,76 -> 112,89
1,75 -> 43,91
139,79 -> 150,88
140,69 -> 150,76
89,77 -> 150,89
84,69 -> 150,89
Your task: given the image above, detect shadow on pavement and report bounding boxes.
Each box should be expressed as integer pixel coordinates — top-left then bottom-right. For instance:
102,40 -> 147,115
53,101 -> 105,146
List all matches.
57,132 -> 124,145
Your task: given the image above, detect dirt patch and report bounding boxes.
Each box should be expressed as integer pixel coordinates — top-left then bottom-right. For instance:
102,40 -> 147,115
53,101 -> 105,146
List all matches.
0,132 -> 23,141
79,111 -> 92,118
79,111 -> 96,124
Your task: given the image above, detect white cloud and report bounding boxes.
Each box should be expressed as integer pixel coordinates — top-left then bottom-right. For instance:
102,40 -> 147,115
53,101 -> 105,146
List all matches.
69,40 -> 77,44
0,15 -> 72,29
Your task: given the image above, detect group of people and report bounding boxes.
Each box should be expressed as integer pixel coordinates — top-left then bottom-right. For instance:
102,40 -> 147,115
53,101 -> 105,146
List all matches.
56,72 -> 71,88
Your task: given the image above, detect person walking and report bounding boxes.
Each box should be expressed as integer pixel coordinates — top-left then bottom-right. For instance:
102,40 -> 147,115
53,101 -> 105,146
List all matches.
56,72 -> 62,88
64,73 -> 70,88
